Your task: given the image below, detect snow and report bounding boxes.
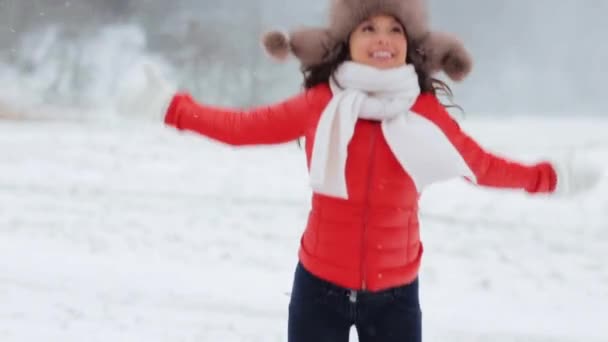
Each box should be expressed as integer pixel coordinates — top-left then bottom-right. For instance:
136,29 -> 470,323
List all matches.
1,117 -> 607,342
1,18 -> 607,342
0,24 -> 177,121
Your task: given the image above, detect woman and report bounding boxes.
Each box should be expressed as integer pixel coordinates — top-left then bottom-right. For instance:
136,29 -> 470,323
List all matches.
160,1 -> 602,341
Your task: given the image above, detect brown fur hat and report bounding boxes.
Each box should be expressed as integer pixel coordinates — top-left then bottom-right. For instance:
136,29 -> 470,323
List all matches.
262,0 -> 472,81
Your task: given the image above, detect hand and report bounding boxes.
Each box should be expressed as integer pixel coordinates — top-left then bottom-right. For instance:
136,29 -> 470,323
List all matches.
550,152 -> 604,197
115,63 -> 177,121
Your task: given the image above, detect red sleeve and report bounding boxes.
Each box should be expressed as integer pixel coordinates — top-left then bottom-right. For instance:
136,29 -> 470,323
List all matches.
420,94 -> 556,194
164,85 -> 327,146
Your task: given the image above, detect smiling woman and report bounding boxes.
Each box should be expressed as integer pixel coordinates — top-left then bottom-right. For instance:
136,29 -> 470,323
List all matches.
0,1 -> 606,341
348,15 -> 408,70
157,1 -> 604,342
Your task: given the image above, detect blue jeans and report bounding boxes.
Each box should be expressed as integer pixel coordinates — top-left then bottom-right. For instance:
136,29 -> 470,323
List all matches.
288,262 -> 422,342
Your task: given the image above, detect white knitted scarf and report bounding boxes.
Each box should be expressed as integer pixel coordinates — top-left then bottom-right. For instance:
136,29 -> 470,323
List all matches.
309,61 -> 476,199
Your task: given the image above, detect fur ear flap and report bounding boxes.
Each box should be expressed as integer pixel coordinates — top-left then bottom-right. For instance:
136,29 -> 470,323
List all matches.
262,30 -> 290,61
418,31 -> 473,82
261,27 -> 337,67
289,28 -> 337,67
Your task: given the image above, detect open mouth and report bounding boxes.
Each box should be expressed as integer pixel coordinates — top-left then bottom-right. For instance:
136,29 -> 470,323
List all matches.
369,50 -> 395,60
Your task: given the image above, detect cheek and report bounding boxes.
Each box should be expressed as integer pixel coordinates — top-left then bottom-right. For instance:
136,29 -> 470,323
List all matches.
394,38 -> 408,58
349,37 -> 371,61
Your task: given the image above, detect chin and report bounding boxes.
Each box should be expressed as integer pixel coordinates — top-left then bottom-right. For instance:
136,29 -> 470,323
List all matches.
367,60 -> 404,69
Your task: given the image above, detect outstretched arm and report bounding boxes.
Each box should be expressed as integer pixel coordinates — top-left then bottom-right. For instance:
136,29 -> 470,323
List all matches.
164,85 -> 329,146
422,94 -> 556,194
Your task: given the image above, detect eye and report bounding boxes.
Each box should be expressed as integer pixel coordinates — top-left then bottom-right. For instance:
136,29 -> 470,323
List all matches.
391,26 -> 404,34
361,24 -> 375,32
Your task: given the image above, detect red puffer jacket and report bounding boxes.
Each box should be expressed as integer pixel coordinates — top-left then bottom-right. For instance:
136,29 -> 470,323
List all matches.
164,83 -> 557,291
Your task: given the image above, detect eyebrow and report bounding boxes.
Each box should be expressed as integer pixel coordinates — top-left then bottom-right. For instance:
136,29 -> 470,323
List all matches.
364,18 -> 403,26
360,18 -> 403,29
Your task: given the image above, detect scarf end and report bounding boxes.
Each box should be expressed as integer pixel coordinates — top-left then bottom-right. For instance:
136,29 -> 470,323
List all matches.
309,180 -> 350,200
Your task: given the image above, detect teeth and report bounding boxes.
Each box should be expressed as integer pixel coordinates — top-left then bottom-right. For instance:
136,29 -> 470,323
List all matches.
372,51 -> 393,58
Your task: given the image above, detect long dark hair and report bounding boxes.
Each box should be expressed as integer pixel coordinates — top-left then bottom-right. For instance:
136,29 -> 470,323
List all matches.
301,36 -> 459,109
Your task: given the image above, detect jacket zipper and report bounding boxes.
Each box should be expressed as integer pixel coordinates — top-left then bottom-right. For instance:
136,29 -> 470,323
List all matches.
360,127 -> 378,291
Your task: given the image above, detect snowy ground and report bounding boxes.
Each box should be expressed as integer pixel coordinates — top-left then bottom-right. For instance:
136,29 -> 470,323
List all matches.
1,116 -> 607,342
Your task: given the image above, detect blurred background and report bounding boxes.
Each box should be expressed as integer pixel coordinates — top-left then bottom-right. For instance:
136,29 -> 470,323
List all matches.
1,0 -> 607,118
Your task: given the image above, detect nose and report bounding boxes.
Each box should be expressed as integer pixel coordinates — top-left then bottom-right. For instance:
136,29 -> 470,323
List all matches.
375,32 -> 390,46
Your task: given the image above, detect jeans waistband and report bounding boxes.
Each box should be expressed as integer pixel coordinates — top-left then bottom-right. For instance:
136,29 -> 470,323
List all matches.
296,262 -> 418,299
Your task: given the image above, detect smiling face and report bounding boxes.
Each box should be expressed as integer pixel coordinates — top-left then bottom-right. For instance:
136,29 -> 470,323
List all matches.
348,14 -> 408,69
